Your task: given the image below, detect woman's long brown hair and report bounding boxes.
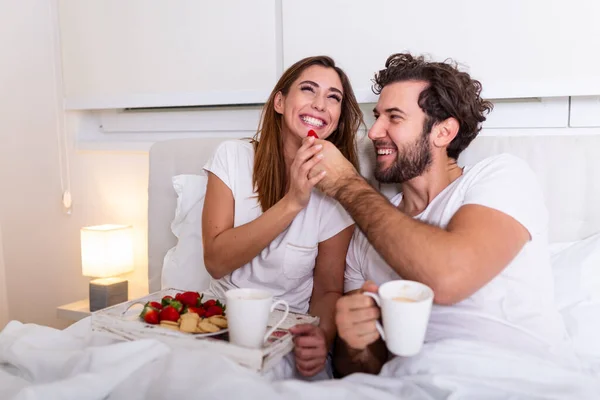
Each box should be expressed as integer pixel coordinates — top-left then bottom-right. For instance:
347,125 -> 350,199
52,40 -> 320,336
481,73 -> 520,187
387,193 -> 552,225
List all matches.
252,56 -> 363,212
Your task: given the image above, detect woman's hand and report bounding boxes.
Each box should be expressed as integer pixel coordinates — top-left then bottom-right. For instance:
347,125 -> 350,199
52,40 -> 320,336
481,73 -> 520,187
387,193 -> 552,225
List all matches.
283,137 -> 326,211
290,324 -> 329,377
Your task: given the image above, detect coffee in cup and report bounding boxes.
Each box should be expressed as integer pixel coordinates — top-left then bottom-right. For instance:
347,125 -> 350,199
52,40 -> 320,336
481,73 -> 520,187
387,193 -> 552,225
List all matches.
364,280 -> 433,356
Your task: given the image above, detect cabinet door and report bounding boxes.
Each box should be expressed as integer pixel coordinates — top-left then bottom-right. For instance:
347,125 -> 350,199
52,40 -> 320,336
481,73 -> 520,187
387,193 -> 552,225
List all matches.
60,0 -> 279,109
282,0 -> 600,101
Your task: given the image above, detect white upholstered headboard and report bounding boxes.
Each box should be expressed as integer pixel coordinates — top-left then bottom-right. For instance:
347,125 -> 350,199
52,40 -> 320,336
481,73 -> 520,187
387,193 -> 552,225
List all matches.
148,135 -> 600,292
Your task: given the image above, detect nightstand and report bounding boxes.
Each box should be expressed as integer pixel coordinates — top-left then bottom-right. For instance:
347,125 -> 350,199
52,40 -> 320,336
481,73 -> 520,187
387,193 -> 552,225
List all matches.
56,299 -> 91,322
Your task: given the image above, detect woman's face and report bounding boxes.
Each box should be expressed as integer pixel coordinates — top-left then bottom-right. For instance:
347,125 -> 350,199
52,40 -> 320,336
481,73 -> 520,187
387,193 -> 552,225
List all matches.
274,65 -> 344,141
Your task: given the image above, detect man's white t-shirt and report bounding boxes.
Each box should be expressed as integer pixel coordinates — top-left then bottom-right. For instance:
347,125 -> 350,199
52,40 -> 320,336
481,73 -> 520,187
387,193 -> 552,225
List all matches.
203,140 -> 354,314
345,154 -> 573,362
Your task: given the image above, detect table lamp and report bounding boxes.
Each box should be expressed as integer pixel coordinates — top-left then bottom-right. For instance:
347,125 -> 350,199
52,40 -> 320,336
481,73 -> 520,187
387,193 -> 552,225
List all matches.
81,224 -> 134,312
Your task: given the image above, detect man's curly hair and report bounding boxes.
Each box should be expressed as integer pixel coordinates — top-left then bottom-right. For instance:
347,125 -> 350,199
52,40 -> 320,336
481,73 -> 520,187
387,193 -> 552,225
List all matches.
372,53 -> 493,160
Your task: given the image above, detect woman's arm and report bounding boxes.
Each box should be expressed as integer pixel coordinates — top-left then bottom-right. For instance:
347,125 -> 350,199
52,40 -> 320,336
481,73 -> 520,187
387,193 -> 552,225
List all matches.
291,225 -> 354,376
202,172 -> 301,279
310,225 -> 355,346
202,139 -> 326,279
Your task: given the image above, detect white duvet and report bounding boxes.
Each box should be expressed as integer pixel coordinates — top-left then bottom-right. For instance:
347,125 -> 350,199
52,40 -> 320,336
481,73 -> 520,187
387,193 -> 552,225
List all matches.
1,319 -> 598,400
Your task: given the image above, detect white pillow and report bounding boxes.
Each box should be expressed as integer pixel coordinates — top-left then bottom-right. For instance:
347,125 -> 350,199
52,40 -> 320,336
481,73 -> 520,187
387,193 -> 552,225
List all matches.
550,232 -> 600,310
549,232 -> 600,359
161,174 -> 212,291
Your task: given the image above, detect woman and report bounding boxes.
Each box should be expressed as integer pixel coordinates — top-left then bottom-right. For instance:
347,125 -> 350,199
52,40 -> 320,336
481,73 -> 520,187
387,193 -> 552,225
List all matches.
202,56 -> 362,379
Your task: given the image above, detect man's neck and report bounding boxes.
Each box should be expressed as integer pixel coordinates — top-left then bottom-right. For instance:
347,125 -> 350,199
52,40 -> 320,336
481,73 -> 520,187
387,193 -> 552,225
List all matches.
399,157 -> 463,216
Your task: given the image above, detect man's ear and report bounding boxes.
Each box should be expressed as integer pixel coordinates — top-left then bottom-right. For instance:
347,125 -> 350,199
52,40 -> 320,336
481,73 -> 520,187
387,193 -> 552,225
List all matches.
432,117 -> 459,148
274,91 -> 284,115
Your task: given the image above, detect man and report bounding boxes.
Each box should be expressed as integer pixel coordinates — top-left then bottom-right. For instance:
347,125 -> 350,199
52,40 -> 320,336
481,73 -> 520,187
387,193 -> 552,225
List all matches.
307,53 -> 574,376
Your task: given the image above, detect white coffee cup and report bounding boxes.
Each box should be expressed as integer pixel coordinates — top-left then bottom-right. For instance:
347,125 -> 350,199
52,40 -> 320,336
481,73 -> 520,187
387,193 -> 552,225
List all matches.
364,280 -> 433,356
225,288 -> 290,349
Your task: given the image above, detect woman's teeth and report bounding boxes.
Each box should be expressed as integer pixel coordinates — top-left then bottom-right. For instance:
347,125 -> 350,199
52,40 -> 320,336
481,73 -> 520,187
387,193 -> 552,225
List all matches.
301,116 -> 325,127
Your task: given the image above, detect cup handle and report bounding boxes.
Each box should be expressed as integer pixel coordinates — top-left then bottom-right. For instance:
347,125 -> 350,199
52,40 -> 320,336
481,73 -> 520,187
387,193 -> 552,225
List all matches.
263,300 -> 290,343
363,292 -> 386,342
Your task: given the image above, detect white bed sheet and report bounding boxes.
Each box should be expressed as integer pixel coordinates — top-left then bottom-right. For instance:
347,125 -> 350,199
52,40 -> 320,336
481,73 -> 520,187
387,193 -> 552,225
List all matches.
1,319 -> 599,400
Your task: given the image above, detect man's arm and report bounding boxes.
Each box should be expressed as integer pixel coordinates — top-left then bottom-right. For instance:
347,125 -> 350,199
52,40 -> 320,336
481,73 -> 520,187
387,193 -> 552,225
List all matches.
311,142 -> 530,305
334,331 -> 388,377
333,174 -> 529,305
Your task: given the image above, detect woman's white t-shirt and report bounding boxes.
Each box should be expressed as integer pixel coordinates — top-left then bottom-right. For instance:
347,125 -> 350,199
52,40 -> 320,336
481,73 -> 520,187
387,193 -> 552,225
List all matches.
203,140 -> 354,313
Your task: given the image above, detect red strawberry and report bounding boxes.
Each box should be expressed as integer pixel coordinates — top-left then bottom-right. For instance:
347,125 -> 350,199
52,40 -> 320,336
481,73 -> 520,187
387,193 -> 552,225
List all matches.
307,129 -> 319,139
203,299 -> 217,309
184,306 -> 206,317
161,295 -> 174,307
140,305 -> 159,324
177,291 -> 201,307
159,305 -> 180,322
195,293 -> 204,307
205,305 -> 223,318
149,301 -> 162,310
168,300 -> 183,313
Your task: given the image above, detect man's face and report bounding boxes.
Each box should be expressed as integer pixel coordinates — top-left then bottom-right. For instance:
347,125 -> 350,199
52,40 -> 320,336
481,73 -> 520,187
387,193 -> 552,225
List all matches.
368,80 -> 433,184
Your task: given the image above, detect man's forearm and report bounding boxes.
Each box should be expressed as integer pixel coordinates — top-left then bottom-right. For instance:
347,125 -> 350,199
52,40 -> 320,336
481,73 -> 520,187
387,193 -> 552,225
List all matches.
333,336 -> 388,377
333,175 -> 458,295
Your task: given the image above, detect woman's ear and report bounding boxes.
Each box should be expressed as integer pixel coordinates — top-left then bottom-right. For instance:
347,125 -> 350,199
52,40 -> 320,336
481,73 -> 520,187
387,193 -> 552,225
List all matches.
274,91 -> 284,115
432,117 -> 459,148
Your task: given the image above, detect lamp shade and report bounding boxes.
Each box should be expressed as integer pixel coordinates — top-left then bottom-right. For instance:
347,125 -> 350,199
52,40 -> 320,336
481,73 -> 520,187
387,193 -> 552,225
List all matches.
81,224 -> 134,278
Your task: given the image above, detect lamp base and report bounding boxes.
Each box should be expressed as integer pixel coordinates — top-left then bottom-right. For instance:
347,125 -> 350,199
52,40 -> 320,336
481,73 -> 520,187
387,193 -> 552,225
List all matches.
89,277 -> 128,312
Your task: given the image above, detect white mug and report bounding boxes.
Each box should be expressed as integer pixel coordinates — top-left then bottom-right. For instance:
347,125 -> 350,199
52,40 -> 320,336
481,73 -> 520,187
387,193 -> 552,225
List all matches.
225,288 -> 289,349
364,280 -> 433,356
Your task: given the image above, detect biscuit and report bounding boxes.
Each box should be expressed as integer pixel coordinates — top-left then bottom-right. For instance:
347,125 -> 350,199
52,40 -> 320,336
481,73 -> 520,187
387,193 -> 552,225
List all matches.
160,320 -> 179,326
180,317 -> 198,333
197,318 -> 220,333
160,321 -> 180,331
181,312 -> 200,321
195,325 -> 207,334
208,315 -> 228,328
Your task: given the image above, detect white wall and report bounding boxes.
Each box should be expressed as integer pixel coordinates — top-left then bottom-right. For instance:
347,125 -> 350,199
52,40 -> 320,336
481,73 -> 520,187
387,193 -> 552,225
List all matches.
0,223 -> 8,329
0,0 -> 149,329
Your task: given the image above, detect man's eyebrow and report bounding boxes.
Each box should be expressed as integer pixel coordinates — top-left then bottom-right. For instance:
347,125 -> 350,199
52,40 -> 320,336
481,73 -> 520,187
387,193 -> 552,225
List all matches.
299,80 -> 343,96
372,107 -> 406,115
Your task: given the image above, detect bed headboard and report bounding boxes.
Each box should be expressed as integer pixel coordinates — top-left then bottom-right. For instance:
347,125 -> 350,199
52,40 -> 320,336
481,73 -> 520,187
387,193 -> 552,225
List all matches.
148,134 -> 600,292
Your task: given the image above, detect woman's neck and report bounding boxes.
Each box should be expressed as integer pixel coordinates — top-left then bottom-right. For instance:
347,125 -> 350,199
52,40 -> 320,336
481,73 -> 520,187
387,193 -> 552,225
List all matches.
281,131 -> 303,171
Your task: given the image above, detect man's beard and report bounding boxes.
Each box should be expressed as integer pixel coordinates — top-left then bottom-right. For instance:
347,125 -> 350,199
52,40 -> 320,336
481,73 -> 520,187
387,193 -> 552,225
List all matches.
374,128 -> 433,184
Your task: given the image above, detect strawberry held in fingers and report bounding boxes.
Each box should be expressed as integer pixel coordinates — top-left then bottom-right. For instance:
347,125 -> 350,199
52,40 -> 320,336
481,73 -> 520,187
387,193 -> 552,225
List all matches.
159,305 -> 180,322
307,129 -> 319,139
140,305 -> 159,325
